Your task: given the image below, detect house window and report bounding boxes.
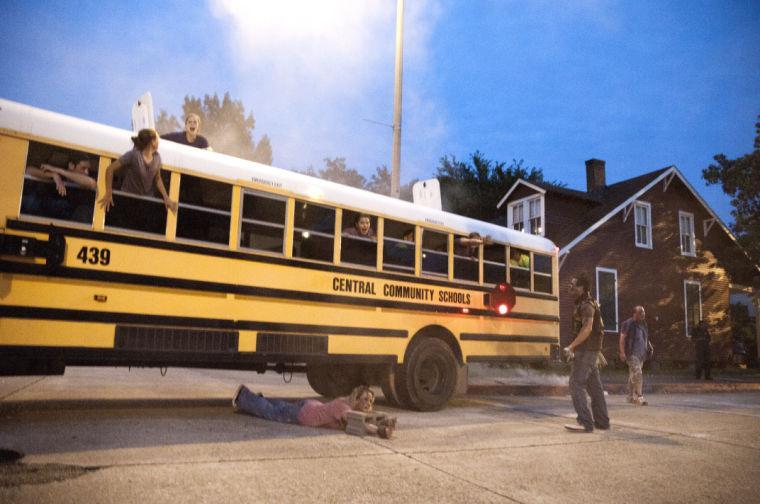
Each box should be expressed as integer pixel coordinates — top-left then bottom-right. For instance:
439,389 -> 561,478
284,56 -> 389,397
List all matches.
511,203 -> 524,232
529,198 -> 542,235
596,267 -> 618,332
634,201 -> 652,248
679,211 -> 696,256
508,196 -> 543,236
684,280 -> 702,337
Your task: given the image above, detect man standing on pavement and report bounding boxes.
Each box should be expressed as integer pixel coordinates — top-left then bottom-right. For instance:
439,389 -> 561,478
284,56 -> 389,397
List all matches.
564,274 -> 610,433
690,319 -> 713,380
619,306 -> 654,405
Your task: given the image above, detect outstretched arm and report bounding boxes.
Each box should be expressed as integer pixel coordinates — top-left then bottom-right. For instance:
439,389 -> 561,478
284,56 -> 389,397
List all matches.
42,166 -> 96,190
97,159 -> 121,212
155,170 -> 177,213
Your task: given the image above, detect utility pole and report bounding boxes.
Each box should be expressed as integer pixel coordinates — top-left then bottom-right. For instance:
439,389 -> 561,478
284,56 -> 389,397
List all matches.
390,0 -> 404,198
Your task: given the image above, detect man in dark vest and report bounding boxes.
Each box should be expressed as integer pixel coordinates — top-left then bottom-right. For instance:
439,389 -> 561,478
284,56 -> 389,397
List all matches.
564,274 -> 610,432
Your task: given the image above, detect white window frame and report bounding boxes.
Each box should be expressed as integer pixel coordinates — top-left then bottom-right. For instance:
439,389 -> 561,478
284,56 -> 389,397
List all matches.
634,200 -> 652,249
679,211 -> 696,257
683,280 -> 702,337
507,195 -> 544,237
595,267 -> 619,333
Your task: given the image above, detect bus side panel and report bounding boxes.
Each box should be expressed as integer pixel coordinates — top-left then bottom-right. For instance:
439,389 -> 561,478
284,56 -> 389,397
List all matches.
0,136 -> 28,225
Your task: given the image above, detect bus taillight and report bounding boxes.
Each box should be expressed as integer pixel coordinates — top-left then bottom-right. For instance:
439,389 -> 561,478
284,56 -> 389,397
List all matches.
489,282 -> 516,316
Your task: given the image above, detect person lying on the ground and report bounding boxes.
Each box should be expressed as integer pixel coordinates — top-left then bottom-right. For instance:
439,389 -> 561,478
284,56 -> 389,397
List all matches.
232,384 -> 396,438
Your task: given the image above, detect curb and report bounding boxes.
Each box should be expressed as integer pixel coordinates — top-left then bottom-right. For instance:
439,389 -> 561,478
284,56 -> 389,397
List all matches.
467,381 -> 760,397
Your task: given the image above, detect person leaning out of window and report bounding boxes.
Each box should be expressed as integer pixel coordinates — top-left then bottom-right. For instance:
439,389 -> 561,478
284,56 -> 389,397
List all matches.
98,128 -> 177,214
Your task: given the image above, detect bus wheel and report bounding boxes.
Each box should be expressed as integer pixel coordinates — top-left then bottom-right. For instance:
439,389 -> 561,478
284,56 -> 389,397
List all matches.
396,338 -> 458,411
380,365 -> 405,408
306,364 -> 359,398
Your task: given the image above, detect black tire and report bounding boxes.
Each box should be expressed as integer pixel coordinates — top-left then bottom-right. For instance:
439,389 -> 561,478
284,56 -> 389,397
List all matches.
306,364 -> 360,398
380,364 -> 405,408
395,338 -> 458,411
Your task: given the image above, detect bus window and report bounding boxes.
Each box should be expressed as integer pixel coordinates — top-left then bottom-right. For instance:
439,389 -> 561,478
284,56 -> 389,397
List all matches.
105,166 -> 172,235
453,234 -> 479,282
382,219 -> 414,273
341,211 -> 377,267
20,141 -> 98,225
293,200 -> 335,262
175,174 -> 231,245
534,253 -> 553,294
483,242 -> 507,285
509,247 -> 531,290
422,229 -> 448,277
240,191 -> 286,254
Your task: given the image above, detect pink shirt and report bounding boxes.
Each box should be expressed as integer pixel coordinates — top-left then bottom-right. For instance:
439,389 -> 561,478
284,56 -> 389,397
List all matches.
297,398 -> 352,429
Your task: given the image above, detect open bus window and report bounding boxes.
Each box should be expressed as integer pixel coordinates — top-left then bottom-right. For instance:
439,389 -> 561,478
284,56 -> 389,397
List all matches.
20,141 -> 99,225
533,253 -> 553,294
340,211 -> 377,267
240,191 -> 286,254
293,200 -> 335,262
483,242 -> 507,285
509,247 -> 531,290
453,234 -> 479,282
105,165 -> 172,235
176,174 -> 231,245
383,219 -> 415,273
422,229 -> 448,277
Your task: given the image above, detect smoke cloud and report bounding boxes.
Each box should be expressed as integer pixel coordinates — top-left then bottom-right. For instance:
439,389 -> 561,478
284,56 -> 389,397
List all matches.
208,0 -> 445,180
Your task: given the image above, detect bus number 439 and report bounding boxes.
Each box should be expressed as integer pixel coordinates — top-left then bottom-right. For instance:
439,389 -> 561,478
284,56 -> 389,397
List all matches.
76,246 -> 111,266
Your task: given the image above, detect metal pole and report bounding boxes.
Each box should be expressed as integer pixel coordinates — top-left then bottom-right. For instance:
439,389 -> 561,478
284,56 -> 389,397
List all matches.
390,0 -> 404,199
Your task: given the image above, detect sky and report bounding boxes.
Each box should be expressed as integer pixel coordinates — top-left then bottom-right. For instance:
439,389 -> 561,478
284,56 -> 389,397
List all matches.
1,0 -> 758,227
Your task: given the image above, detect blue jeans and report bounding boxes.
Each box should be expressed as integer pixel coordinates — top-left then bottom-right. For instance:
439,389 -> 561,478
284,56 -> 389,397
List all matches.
569,350 -> 609,430
237,386 -> 302,424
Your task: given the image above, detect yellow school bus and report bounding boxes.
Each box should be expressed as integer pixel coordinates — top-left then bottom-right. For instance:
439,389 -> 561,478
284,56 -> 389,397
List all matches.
0,98 -> 559,410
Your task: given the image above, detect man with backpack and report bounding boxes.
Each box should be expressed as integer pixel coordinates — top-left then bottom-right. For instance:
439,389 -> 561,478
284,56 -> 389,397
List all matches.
563,273 -> 610,433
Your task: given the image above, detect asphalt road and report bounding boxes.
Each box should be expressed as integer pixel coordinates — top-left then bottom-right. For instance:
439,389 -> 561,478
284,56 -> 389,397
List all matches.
1,367 -> 759,503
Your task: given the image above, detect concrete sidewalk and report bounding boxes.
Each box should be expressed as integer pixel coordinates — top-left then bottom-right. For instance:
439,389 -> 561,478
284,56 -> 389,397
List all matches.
466,363 -> 760,396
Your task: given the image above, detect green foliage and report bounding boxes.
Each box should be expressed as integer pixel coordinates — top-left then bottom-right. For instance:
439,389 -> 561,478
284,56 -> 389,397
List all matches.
703,116 -> 760,266
155,92 -> 273,165
301,160 -> 415,202
155,110 -> 180,135
436,151 -> 546,221
318,157 -> 367,188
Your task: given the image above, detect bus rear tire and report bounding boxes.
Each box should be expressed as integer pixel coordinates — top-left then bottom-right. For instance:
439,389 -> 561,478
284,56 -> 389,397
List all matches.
395,338 -> 458,411
306,364 -> 359,398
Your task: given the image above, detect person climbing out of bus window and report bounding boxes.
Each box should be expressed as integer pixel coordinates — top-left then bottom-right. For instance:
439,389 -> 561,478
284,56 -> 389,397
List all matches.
22,152 -> 97,222
160,113 -> 211,150
98,128 -> 178,213
343,213 -> 376,240
455,232 -> 492,258
232,384 -> 396,438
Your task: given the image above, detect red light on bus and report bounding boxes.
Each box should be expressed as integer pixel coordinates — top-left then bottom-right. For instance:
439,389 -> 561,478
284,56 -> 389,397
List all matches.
489,282 -> 516,316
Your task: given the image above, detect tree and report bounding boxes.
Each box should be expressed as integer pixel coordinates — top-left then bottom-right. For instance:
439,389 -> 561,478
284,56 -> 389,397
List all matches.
703,116 -> 760,266
317,157 -> 367,188
155,92 -> 273,165
436,152 -> 546,221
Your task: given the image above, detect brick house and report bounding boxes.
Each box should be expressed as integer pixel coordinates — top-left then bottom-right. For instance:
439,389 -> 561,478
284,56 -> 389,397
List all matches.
496,159 -> 759,364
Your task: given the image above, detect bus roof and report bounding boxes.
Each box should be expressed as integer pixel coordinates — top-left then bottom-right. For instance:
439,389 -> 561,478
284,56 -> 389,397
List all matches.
0,98 -> 556,254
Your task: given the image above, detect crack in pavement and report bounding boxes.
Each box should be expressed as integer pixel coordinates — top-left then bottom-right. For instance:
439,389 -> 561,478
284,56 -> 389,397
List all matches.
0,377 -> 47,401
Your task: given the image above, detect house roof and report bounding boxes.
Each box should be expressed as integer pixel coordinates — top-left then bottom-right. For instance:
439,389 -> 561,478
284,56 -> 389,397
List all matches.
552,167 -> 672,248
499,164 -> 759,273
